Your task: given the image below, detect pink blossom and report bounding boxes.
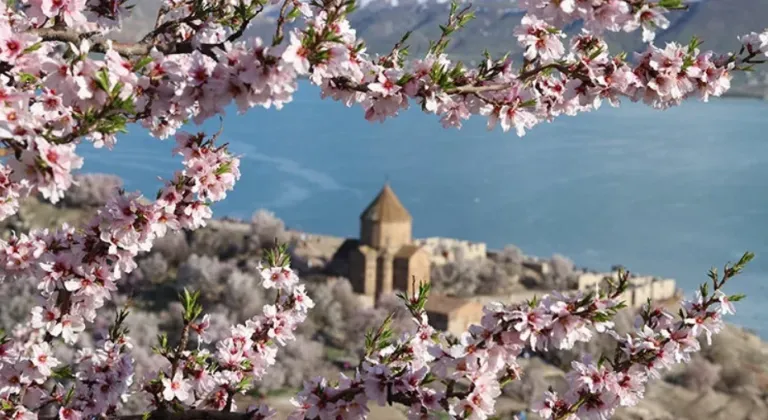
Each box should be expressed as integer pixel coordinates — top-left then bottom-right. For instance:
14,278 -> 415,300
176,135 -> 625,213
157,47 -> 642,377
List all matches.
259,265 -> 300,291
162,372 -> 192,403
282,31 -> 311,75
515,15 -> 565,63
49,314 -> 86,344
29,342 -> 59,377
739,31 -> 768,56
629,5 -> 670,43
58,407 -> 82,420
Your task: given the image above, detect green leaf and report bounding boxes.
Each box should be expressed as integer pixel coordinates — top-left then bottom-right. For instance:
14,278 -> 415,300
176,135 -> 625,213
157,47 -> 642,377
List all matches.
396,73 -> 414,86
398,31 -> 412,47
657,0 -> 683,9
287,6 -> 301,20
111,81 -> 124,98
133,56 -> 154,72
588,46 -> 605,60
22,42 -> 43,54
52,365 -> 76,380
214,161 -> 233,176
64,386 -> 75,405
18,72 -> 38,84
94,67 -> 111,92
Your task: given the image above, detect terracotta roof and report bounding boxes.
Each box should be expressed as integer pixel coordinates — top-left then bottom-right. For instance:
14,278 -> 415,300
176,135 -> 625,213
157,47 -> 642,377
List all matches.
360,183 -> 411,223
395,244 -> 423,259
424,294 -> 473,315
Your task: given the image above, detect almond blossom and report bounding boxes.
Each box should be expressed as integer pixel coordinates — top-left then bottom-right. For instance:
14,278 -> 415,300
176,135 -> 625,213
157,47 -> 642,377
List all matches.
0,0 -> 762,419
162,372 -> 192,403
515,14 -> 566,63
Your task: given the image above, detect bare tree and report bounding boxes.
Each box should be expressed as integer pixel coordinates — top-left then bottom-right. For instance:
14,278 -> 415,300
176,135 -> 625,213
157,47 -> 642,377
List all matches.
550,254 -> 574,279
250,209 -> 289,250
60,173 -> 123,208
499,245 -> 524,265
677,356 -> 722,392
431,259 -> 516,297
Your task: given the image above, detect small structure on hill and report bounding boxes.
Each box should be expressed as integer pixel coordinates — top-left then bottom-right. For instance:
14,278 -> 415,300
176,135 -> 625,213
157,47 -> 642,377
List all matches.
425,295 -> 485,337
347,183 -> 431,303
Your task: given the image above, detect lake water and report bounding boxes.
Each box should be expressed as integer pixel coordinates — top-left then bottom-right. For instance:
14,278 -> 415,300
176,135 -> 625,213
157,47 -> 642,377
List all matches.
79,81 -> 768,338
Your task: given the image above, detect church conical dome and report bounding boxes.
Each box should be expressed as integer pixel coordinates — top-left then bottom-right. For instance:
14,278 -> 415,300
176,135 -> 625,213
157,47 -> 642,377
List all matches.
360,183 -> 411,223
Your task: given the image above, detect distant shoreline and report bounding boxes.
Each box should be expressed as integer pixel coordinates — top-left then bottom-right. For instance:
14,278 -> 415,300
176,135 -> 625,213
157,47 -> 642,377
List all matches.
722,90 -> 768,101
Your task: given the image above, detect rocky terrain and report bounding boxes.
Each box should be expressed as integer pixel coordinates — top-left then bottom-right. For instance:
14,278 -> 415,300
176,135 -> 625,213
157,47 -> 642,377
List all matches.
3,176 -> 768,419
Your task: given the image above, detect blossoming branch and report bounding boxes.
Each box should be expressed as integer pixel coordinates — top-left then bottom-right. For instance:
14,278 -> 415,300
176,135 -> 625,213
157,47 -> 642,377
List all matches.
0,0 -> 763,419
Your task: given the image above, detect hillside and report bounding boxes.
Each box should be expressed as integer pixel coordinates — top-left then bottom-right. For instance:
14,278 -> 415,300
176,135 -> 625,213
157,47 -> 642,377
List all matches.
119,0 -> 768,92
4,191 -> 768,419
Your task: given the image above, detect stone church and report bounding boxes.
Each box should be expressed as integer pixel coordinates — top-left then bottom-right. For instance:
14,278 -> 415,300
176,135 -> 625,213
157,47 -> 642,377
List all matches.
348,183 -> 431,303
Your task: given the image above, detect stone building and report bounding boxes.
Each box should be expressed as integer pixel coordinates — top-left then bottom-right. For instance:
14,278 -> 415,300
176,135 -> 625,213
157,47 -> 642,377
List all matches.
577,272 -> 678,308
425,295 -> 485,337
348,183 -> 431,302
414,237 -> 487,266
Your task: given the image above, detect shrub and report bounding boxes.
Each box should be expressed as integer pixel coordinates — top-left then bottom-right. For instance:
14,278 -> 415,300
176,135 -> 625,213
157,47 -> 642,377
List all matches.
60,173 -> 123,208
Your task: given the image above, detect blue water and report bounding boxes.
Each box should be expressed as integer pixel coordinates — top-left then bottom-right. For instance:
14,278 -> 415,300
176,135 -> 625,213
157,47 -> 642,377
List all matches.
80,82 -> 768,338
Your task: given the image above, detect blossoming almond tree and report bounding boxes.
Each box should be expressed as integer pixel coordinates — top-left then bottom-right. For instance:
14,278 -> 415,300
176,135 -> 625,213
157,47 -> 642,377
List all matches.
0,0 -> 764,419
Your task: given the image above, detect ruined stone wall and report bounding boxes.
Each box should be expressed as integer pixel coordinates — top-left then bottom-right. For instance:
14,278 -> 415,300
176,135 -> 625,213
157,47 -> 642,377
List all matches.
576,272 -> 677,308
632,284 -> 654,308
652,279 -> 677,301
414,237 -> 487,265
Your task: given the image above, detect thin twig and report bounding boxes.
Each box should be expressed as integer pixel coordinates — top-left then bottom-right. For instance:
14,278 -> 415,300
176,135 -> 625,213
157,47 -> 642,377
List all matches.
272,0 -> 293,46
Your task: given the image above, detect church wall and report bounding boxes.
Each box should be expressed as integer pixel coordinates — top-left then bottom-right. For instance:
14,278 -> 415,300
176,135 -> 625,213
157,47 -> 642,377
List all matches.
393,252 -> 432,296
361,220 -> 412,250
382,221 -> 412,249
393,257 -> 410,294
409,251 -> 431,295
360,222 -> 381,249
349,248 -> 377,296
376,253 -> 394,298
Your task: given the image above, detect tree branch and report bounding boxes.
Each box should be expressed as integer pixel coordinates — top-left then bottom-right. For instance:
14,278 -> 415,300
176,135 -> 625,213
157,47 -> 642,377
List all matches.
34,27 -> 154,56
40,409 -> 262,420
272,0 -> 293,46
34,5 -> 263,60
